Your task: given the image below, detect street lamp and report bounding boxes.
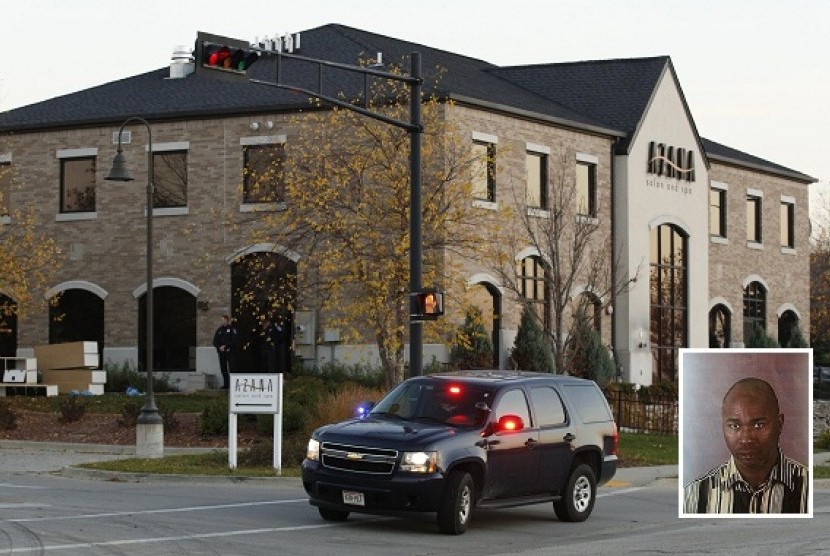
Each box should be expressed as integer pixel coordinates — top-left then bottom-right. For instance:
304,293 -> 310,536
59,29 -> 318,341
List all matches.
106,117 -> 164,458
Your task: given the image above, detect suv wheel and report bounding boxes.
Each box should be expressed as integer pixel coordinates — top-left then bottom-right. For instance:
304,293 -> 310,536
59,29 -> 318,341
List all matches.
554,464 -> 596,522
318,507 -> 350,522
437,470 -> 474,535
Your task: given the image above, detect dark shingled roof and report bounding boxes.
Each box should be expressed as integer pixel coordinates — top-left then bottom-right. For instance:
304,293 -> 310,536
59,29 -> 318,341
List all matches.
0,23 -> 814,183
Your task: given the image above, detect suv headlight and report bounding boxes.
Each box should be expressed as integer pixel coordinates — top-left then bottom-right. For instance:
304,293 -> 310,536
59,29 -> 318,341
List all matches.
306,438 -> 320,461
400,451 -> 438,473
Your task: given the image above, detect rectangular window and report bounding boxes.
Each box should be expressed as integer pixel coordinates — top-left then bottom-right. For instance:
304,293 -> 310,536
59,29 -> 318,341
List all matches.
780,199 -> 795,249
0,159 -> 10,217
746,194 -> 762,243
153,150 -> 187,208
575,161 -> 597,217
472,141 -> 496,202
526,151 -> 547,209
710,187 -> 726,238
243,144 -> 286,203
60,157 -> 96,213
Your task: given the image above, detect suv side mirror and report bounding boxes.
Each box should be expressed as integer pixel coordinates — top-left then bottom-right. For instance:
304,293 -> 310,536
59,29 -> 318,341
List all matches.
495,414 -> 525,433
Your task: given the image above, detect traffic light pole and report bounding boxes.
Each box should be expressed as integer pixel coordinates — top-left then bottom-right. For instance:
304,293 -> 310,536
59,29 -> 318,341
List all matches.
248,48 -> 425,377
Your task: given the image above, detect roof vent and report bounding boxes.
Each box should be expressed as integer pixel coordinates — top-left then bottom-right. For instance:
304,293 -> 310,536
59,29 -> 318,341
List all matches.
169,45 -> 195,79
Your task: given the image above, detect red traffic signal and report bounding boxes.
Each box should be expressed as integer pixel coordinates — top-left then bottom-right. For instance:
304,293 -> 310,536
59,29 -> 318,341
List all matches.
411,290 -> 444,320
196,33 -> 259,77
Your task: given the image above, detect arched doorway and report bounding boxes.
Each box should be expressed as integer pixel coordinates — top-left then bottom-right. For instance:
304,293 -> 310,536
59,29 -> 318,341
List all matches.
49,289 -> 105,368
138,286 -> 197,372
231,251 -> 298,372
0,294 -> 17,357
466,281 -> 502,368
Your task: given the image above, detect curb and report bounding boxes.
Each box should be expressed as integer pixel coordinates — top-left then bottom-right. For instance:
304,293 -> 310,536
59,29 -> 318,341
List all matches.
60,465 -> 301,484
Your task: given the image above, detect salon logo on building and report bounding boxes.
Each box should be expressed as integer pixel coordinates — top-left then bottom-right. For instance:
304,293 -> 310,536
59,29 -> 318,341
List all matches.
647,141 -> 695,181
645,141 -> 696,196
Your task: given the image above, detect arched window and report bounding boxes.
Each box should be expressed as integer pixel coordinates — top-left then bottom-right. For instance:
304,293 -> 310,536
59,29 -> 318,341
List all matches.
650,224 -> 688,383
50,289 -> 105,368
708,304 -> 731,348
138,286 -> 196,372
743,281 -> 767,341
778,309 -> 799,347
516,255 -> 550,332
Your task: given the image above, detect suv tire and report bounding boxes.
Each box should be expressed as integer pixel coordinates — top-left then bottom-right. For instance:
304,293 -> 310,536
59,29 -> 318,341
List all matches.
319,507 -> 350,522
437,470 -> 474,535
554,464 -> 596,522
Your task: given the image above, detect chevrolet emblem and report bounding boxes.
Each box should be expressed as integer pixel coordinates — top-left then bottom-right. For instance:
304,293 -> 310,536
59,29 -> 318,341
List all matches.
346,452 -> 363,460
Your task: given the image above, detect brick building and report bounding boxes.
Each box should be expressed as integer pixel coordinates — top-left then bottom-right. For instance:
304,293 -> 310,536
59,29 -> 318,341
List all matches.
0,24 -> 814,386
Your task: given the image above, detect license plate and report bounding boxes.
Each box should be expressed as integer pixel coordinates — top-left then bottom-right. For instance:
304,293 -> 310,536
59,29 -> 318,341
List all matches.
342,490 -> 365,506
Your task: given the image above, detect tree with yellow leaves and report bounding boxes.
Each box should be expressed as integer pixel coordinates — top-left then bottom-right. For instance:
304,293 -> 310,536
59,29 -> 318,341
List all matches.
0,161 -> 62,353
487,151 -> 637,375
245,66 -> 492,388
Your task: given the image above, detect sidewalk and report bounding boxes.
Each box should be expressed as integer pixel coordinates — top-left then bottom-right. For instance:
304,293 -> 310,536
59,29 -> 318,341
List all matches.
2,440 -> 829,487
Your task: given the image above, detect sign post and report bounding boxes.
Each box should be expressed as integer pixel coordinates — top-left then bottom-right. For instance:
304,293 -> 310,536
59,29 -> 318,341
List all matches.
228,373 -> 283,474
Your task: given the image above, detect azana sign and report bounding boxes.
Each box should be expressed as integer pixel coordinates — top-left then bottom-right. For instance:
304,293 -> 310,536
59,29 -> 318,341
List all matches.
647,141 -> 696,182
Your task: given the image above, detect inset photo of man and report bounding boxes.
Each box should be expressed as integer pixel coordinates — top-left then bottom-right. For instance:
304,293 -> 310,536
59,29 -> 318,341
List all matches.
679,349 -> 812,518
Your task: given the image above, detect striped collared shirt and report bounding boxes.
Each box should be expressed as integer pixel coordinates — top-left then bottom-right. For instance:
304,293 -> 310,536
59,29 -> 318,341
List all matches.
683,451 -> 809,514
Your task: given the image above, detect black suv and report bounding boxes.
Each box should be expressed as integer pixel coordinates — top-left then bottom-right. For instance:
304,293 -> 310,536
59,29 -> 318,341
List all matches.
301,370 -> 618,534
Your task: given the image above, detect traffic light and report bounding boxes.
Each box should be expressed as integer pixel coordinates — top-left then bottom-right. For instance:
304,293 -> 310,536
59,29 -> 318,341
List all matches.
411,290 -> 444,321
196,32 -> 259,78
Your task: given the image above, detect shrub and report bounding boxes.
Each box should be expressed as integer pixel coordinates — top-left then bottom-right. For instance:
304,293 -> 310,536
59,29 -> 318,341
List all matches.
117,401 -> 142,427
0,401 -> 17,430
786,325 -> 809,348
103,360 -> 179,393
745,325 -> 779,348
510,304 -> 554,373
450,306 -> 494,369
58,397 -> 87,423
816,429 -> 830,450
238,439 -> 275,467
199,399 -> 229,436
566,309 -> 615,387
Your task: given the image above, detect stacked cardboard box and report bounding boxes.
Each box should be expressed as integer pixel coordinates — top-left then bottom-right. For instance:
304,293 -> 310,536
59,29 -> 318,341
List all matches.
35,342 -> 107,395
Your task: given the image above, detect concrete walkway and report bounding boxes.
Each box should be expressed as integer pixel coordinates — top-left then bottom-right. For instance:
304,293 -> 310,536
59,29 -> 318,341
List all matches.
2,440 -> 829,487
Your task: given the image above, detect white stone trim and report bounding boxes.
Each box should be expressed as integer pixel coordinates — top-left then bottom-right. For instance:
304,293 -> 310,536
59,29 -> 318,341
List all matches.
515,246 -> 542,261
709,297 -> 733,313
55,212 -> 97,222
472,200 -> 498,211
0,152 -> 11,163
57,148 -> 97,158
227,243 -> 302,264
472,131 -> 498,144
747,188 -> 763,198
526,142 -> 550,155
776,303 -> 802,319
45,280 -> 108,300
240,134 -> 287,146
132,277 -> 200,298
576,152 -> 599,165
148,141 -> 189,152
742,274 -> 770,291
781,194 -> 796,204
710,180 -> 728,191
467,273 -> 504,294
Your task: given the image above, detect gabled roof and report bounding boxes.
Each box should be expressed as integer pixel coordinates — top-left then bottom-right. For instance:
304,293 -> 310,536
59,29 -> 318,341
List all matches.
0,23 -> 814,183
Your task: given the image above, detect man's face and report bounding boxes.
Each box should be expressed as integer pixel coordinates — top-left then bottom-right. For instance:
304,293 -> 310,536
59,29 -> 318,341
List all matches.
722,387 -> 782,475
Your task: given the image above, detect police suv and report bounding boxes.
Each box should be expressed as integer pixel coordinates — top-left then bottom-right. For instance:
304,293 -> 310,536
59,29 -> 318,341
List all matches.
302,370 -> 618,534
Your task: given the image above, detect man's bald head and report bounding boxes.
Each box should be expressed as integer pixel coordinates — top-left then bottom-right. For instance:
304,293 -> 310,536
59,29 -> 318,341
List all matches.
722,377 -> 780,414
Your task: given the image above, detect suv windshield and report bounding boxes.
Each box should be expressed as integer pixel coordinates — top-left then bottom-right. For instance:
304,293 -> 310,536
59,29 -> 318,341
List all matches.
371,378 -> 495,427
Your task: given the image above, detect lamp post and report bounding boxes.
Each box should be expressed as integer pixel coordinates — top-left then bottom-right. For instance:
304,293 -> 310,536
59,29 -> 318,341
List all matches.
106,117 -> 164,458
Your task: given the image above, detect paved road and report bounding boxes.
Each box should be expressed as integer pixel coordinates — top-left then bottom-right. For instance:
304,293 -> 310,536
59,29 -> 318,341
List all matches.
1,441 -> 828,555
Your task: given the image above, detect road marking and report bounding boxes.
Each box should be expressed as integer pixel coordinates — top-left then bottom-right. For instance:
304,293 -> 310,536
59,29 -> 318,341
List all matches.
1,523 -> 346,553
598,487 -> 645,498
0,503 -> 47,509
9,498 -> 308,523
0,484 -> 49,489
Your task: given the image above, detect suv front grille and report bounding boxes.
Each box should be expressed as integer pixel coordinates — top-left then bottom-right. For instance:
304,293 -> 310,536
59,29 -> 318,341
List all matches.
320,442 -> 398,475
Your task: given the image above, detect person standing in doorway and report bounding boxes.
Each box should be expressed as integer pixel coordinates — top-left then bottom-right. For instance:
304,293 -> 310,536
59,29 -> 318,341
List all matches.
213,315 -> 238,389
